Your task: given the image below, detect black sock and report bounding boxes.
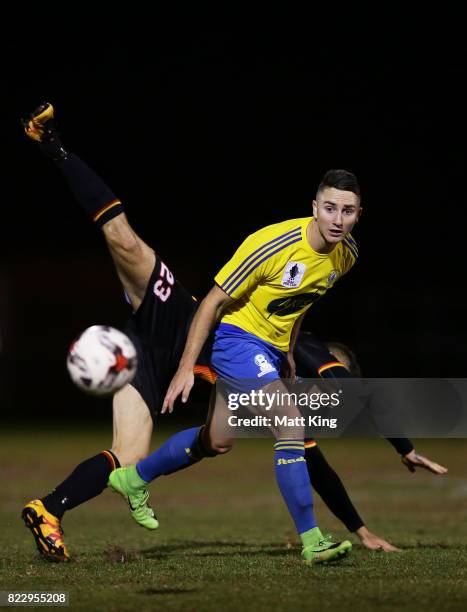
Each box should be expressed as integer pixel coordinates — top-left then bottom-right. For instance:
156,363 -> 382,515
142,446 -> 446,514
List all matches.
31,113 -> 123,227
41,450 -> 120,519
56,153 -> 124,227
305,442 -> 364,533
33,112 -> 124,226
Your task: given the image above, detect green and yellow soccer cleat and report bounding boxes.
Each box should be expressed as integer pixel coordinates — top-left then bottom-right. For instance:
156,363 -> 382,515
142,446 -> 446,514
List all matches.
21,499 -> 70,562
108,466 -> 159,530
302,535 -> 352,565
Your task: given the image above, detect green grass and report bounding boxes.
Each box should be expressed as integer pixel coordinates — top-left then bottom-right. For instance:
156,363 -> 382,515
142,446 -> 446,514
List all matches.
1,426 -> 466,611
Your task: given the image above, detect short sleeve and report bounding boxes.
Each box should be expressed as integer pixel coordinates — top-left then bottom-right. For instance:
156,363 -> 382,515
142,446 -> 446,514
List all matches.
215,229 -> 279,299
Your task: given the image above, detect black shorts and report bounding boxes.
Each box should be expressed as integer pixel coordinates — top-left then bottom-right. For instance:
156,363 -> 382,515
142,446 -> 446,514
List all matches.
123,257 -> 199,420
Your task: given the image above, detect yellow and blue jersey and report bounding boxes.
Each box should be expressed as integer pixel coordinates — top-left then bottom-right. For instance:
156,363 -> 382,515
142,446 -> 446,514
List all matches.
214,217 -> 357,351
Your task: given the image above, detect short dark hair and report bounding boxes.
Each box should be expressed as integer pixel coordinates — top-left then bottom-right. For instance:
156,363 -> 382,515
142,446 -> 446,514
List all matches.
317,169 -> 361,199
325,341 -> 362,377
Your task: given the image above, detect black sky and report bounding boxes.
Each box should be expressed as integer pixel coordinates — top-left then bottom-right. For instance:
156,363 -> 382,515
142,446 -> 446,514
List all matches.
2,18 -> 466,414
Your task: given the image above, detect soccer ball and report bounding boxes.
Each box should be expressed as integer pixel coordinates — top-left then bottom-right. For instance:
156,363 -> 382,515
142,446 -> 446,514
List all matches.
67,325 -> 137,396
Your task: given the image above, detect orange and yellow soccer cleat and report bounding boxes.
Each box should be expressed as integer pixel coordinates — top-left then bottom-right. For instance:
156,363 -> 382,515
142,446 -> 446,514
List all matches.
21,499 -> 70,562
22,102 -> 68,161
23,102 -> 55,142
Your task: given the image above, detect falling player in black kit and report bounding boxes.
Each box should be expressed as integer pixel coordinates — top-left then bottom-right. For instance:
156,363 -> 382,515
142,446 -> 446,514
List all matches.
20,103 -> 446,561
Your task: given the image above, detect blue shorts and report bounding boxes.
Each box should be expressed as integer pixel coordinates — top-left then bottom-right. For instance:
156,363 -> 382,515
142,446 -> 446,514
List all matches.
211,323 -> 286,391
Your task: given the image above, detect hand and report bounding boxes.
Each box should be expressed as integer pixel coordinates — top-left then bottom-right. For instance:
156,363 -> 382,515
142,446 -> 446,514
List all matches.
162,366 -> 195,414
355,526 -> 401,552
401,450 -> 448,475
282,351 -> 297,381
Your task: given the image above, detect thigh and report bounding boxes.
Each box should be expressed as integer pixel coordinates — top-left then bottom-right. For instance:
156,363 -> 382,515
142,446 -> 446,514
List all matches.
111,384 -> 154,465
102,214 -> 156,311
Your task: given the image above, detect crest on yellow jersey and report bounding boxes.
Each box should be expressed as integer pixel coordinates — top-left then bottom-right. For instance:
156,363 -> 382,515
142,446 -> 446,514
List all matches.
281,261 -> 306,288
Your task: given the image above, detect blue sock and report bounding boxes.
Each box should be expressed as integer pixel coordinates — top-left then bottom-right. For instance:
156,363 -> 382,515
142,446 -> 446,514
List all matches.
274,440 -> 317,535
136,427 -> 201,482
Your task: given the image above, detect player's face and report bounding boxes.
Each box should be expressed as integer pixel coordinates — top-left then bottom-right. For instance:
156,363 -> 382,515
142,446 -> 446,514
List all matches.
312,187 -> 361,245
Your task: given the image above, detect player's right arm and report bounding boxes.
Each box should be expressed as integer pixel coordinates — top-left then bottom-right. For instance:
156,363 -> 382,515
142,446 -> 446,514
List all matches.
162,284 -> 234,413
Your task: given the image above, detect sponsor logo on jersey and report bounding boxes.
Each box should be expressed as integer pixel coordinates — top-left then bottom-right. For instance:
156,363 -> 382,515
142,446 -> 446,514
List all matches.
267,292 -> 321,317
326,269 -> 339,287
281,262 -> 306,288
254,354 -> 277,377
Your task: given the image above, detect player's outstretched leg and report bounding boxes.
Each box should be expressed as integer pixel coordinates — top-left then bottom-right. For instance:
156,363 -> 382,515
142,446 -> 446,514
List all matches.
23,102 -> 155,311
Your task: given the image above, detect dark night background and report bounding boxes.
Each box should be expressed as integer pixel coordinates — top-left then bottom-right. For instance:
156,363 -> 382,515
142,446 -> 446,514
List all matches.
1,17 -> 466,420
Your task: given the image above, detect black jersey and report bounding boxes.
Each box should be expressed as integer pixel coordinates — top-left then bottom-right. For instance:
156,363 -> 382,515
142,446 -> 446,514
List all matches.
124,257 -> 203,418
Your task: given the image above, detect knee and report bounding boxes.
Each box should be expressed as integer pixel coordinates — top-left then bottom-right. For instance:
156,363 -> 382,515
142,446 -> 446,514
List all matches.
209,439 -> 234,455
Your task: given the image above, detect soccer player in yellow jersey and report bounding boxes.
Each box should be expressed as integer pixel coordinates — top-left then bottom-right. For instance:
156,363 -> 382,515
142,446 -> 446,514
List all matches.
123,170 -> 363,564
165,171 -> 360,396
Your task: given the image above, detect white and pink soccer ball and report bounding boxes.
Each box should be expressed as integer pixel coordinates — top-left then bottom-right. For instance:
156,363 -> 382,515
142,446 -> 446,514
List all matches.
67,325 -> 137,396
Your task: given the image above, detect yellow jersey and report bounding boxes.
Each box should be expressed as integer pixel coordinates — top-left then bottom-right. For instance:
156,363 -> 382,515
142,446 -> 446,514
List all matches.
214,217 -> 357,351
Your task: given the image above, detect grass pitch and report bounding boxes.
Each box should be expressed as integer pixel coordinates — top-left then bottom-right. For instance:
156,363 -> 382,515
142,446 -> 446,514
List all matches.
0,424 -> 466,611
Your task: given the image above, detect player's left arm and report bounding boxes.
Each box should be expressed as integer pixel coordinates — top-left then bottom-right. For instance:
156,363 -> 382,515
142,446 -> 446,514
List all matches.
401,448 -> 448,475
386,437 -> 447,474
